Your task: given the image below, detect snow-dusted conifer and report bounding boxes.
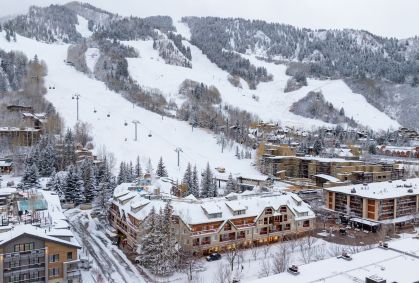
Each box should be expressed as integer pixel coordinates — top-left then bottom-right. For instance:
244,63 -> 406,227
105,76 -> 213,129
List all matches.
156,156 -> 168,177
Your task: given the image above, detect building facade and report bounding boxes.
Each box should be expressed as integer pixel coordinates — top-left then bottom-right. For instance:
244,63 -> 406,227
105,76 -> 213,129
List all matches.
108,183 -> 316,255
324,178 -> 419,224
0,229 -> 81,283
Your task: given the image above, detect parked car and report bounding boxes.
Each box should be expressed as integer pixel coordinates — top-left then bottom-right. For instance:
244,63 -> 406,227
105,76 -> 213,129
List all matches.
135,256 -> 141,264
206,253 -> 221,261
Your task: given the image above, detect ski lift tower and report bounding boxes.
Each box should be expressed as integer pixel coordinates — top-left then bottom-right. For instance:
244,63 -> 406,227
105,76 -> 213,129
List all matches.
175,147 -> 183,167
72,93 -> 81,121
132,120 -> 141,141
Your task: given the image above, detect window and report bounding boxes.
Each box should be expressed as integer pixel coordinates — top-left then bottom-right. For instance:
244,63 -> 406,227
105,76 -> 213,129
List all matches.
303,220 -> 310,227
14,242 -> 35,252
68,280 -> 74,283
280,206 -> 287,213
67,252 -> 73,260
49,254 -> 60,263
265,208 -> 273,215
263,218 -> 268,225
25,242 -> 35,251
285,224 -> 291,231
48,268 -> 60,277
283,215 -> 288,222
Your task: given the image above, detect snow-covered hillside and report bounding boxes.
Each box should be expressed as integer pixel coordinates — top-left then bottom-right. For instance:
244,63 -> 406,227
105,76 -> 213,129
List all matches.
123,35 -> 399,131
0,31 -> 258,178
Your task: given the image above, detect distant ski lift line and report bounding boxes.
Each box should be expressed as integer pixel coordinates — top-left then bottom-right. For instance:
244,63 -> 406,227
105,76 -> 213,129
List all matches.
72,92 -> 207,164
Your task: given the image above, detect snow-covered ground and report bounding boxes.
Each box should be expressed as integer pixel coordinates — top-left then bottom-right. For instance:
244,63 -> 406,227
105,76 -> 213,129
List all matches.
0,31 -> 258,179
75,15 -> 93,38
85,47 -> 100,73
123,36 -> 399,131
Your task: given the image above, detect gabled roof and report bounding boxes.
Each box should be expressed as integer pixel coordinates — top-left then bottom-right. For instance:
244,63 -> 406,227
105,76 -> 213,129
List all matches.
0,225 -> 81,249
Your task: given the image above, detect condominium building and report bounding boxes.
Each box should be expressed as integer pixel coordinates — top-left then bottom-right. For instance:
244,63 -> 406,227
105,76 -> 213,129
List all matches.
262,154 -> 404,185
0,225 -> 81,283
324,178 -> 419,225
108,183 -> 315,254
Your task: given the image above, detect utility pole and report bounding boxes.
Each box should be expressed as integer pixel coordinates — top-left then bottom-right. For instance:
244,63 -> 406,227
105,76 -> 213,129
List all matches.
72,94 -> 81,121
174,147 -> 183,167
132,120 -> 141,141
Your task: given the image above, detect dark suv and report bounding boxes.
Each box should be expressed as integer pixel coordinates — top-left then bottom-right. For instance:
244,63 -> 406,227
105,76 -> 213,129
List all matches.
206,253 -> 221,261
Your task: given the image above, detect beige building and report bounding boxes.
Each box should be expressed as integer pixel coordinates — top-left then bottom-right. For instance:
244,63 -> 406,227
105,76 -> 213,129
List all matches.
0,226 -> 81,283
324,178 -> 419,225
108,183 -> 315,255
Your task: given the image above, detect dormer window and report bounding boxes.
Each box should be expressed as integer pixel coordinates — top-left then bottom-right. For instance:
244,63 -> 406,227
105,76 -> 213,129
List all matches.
208,212 -> 222,219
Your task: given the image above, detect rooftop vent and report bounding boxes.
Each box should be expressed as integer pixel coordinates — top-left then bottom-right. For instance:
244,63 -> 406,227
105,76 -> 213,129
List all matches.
408,188 -> 414,193
351,188 -> 356,194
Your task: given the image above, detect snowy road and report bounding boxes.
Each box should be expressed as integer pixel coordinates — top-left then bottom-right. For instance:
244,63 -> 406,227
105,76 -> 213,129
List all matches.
66,210 -> 145,283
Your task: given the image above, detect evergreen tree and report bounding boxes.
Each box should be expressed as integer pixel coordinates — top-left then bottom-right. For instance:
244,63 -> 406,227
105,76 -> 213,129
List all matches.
190,165 -> 200,198
182,163 -> 192,194
159,203 -> 178,275
62,129 -> 76,168
139,207 -> 161,272
37,139 -> 56,177
313,139 -> 323,155
117,161 -> 127,184
135,155 -> 142,178
225,172 -> 236,195
22,163 -> 40,190
64,165 -> 78,203
156,156 -> 168,177
94,158 -> 114,212
80,159 -> 95,203
200,163 -> 217,198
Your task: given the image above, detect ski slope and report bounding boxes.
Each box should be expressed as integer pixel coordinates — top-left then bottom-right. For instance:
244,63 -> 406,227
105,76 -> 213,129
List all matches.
123,35 -> 399,131
0,31 -> 258,179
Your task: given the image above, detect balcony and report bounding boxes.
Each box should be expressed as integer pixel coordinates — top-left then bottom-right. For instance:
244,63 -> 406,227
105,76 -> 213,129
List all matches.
234,223 -> 254,229
66,270 -> 82,279
191,229 -> 217,236
220,233 -> 236,242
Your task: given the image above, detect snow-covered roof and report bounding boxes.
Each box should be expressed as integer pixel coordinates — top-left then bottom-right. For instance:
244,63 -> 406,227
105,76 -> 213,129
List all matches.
250,238 -> 419,283
0,160 -> 12,167
112,182 -> 315,226
201,203 -> 222,215
267,155 -> 360,163
314,174 -> 341,183
0,225 -> 80,248
225,200 -> 247,211
324,178 -> 419,199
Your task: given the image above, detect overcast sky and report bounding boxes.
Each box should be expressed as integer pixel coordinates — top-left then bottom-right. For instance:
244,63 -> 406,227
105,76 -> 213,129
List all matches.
1,0 -> 418,39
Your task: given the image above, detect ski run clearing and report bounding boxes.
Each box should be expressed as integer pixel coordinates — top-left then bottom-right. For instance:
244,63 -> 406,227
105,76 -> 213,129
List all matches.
0,31 -> 257,178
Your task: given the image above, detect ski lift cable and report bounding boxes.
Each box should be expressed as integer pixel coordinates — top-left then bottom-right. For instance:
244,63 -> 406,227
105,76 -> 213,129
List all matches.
77,93 -> 204,163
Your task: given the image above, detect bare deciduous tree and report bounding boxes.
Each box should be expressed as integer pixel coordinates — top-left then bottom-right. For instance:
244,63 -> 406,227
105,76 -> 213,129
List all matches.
271,244 -> 290,274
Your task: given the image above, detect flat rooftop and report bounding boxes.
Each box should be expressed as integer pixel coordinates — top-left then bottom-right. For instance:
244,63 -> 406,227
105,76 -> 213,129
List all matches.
324,178 -> 419,199
250,237 -> 419,283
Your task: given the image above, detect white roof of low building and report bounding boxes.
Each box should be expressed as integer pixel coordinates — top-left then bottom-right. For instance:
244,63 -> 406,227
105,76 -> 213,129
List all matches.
0,160 -> 12,167
250,238 -> 419,283
314,174 -> 341,183
324,178 -> 419,199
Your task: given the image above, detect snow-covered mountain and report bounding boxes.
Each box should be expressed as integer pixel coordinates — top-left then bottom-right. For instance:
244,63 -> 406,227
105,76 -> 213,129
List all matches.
1,2 -> 418,174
